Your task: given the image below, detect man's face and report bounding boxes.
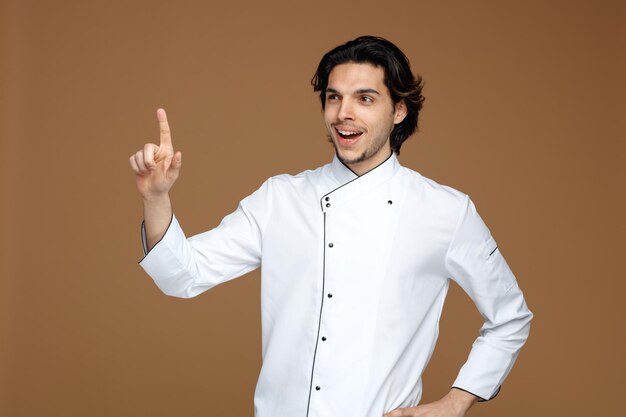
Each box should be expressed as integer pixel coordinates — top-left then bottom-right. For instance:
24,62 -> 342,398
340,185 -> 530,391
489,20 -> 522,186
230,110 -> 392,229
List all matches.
324,62 -> 406,175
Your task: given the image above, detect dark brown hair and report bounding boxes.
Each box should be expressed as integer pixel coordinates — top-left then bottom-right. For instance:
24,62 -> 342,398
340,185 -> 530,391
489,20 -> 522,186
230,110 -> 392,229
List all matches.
311,36 -> 425,154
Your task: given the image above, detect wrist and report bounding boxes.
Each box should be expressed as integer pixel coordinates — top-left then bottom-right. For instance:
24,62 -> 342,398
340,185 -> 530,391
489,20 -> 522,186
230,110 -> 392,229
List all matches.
447,388 -> 478,413
142,192 -> 170,204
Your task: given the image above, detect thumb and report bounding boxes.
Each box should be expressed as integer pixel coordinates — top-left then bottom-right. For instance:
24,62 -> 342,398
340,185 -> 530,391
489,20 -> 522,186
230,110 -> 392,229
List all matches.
168,151 -> 182,174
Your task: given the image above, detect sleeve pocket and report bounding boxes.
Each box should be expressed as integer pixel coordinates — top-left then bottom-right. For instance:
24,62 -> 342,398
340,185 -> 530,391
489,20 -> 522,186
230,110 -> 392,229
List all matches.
484,236 -> 517,291
485,236 -> 499,259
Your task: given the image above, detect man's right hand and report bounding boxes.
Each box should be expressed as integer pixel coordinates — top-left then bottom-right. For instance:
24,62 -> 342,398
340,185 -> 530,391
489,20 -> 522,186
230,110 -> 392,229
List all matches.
130,108 -> 182,251
129,108 -> 182,200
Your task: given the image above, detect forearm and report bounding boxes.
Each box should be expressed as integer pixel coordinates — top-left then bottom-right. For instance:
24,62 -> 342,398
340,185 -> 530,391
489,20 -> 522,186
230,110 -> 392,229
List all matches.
142,193 -> 173,251
138,192 -> 265,299
451,284 -> 532,400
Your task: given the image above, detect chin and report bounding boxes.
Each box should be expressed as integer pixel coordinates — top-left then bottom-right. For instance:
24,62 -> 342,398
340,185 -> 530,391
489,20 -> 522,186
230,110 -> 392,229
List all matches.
337,150 -> 366,166
330,136 -> 367,165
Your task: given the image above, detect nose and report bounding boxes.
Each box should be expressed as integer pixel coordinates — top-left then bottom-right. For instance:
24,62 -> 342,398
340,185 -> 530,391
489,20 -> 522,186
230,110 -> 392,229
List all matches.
338,99 -> 354,121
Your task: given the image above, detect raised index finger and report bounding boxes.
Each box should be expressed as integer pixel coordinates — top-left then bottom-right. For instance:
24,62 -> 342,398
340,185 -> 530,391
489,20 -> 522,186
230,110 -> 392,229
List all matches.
156,108 -> 173,148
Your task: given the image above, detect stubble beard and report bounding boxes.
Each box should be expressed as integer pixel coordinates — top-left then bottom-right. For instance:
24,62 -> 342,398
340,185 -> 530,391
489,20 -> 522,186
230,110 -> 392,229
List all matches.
327,134 -> 388,167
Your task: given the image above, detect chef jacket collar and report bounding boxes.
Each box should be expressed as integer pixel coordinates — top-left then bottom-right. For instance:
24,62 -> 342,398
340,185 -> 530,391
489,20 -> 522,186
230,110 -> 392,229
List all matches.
322,152 -> 400,211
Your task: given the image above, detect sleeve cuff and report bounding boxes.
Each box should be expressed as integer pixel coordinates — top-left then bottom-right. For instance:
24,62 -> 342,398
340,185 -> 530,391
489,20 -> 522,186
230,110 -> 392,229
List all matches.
451,339 -> 516,401
451,385 -> 501,402
139,213 -> 175,261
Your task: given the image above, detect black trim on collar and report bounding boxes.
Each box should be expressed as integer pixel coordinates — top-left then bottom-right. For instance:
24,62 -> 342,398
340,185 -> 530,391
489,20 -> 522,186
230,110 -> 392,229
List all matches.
336,151 -> 394,177
321,152 -> 396,211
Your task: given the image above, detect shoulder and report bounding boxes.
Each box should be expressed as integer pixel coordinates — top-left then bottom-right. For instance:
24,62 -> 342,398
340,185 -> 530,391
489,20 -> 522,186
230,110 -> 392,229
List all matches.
397,165 -> 469,212
262,163 -> 331,193
238,163 -> 331,210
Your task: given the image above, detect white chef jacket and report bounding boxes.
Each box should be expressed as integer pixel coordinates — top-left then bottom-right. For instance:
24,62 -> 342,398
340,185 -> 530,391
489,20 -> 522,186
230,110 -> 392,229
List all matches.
139,153 -> 532,417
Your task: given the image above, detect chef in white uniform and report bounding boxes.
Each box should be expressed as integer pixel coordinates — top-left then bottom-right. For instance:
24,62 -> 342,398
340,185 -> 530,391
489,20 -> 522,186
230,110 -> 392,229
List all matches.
129,36 -> 532,417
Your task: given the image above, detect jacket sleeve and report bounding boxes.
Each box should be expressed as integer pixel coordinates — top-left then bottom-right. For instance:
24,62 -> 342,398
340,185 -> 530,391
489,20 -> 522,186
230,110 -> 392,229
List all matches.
138,179 -> 272,298
444,195 -> 532,401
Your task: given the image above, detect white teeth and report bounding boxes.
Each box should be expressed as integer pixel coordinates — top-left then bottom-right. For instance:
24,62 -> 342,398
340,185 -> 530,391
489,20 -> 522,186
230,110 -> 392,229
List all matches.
338,129 -> 362,135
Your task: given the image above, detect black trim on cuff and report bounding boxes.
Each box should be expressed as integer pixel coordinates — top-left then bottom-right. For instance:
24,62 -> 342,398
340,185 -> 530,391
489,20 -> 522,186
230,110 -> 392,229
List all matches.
451,385 -> 501,402
138,213 -> 175,264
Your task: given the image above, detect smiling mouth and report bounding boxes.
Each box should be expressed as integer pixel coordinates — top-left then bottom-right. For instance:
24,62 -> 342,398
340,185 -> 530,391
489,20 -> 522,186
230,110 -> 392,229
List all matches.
335,128 -> 364,142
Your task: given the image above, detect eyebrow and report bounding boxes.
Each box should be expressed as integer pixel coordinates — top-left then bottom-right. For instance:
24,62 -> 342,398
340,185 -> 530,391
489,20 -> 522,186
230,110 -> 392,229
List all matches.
326,87 -> 381,96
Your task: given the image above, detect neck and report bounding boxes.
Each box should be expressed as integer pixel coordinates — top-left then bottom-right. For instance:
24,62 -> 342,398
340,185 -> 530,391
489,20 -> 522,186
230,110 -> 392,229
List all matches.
342,151 -> 393,176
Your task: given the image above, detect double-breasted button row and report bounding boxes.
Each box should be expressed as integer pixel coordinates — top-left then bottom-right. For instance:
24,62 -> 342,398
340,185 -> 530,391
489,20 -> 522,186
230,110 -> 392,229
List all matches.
313,208 -> 337,402
324,195 -> 393,210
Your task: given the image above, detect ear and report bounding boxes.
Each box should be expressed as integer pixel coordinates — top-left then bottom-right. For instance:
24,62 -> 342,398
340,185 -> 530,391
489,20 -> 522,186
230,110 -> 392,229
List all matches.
393,100 -> 407,124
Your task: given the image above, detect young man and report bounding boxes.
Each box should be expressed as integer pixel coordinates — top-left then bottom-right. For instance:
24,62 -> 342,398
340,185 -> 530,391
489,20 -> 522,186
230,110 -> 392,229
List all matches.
129,36 -> 532,417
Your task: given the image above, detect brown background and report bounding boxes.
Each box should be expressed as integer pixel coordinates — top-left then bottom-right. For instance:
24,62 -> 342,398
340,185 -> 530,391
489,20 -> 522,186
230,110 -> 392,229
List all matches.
1,0 -> 624,416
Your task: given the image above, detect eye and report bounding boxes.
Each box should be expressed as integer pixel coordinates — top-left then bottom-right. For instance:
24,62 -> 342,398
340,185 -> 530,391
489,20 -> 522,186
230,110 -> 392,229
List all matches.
327,94 -> 340,101
360,96 -> 374,103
